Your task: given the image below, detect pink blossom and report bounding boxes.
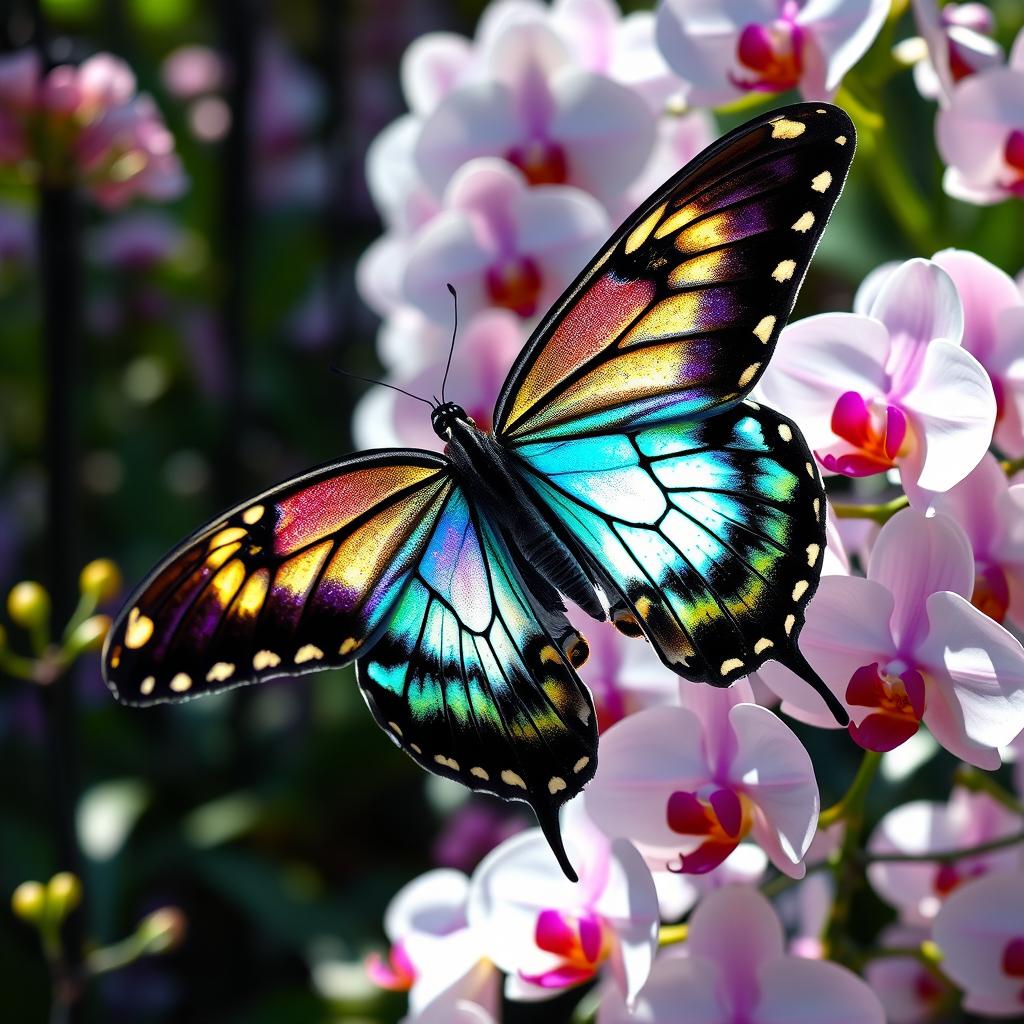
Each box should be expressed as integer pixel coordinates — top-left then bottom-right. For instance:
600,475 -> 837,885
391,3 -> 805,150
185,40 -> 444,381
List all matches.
401,159 -> 608,325
0,50 -> 40,162
366,868 -> 499,1022
655,0 -> 889,107
598,886 -> 885,1024
413,10 -> 656,207
932,872 -> 1024,1017
161,45 -> 225,99
585,679 -> 819,879
932,454 -> 1024,630
757,509 -> 1024,768
930,249 -> 1024,456
89,212 -> 189,270
936,30 -> 1024,205
758,257 -> 995,509
867,787 -> 1024,925
865,925 -> 955,1024
910,1 -> 1002,105
653,842 -> 768,922
466,801 -> 659,1002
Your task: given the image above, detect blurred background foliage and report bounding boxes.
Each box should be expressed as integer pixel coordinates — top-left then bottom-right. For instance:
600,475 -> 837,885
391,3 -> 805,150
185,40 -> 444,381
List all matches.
0,0 -> 1022,1021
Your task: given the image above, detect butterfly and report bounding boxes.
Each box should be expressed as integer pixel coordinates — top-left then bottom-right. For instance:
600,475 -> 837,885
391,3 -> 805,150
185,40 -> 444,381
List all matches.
103,103 -> 855,881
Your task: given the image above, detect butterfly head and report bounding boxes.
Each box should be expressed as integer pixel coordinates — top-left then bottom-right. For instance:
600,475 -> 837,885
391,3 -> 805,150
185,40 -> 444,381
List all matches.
431,401 -> 471,440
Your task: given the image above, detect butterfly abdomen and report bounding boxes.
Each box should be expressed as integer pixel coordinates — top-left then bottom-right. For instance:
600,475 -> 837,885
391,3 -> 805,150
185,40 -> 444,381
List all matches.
444,421 -> 603,620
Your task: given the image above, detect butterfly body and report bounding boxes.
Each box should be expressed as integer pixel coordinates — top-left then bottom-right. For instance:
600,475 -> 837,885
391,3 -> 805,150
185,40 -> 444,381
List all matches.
104,103 -> 857,880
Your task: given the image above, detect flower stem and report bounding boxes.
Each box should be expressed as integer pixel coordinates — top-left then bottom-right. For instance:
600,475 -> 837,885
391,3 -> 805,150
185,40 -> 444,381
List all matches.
863,829 -> 1024,864
954,766 -> 1024,815
820,750 -> 882,965
829,495 -> 909,524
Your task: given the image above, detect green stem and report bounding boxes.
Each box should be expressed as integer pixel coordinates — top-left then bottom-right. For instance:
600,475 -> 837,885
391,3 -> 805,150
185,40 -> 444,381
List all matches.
829,495 -> 908,525
820,751 -> 882,966
865,829 -> 1024,865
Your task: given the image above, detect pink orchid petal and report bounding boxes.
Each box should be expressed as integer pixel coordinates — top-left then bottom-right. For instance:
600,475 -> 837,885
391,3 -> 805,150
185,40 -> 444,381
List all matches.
868,259 -> 964,396
728,704 -> 819,874
867,509 -> 975,654
931,452 -> 1006,558
596,953 -> 726,1024
755,954 -> 886,1023
520,963 -> 595,989
852,260 -> 900,316
547,71 -> 656,202
900,338 -> 996,499
687,885 -> 784,1003
918,591 -> 1024,761
797,0 -> 890,92
933,873 -> 1024,1009
936,67 -> 1024,206
385,868 -> 470,942
585,705 -> 710,860
758,313 -> 890,451
932,249 -> 1022,365
401,32 -> 473,116
593,838 -> 661,1004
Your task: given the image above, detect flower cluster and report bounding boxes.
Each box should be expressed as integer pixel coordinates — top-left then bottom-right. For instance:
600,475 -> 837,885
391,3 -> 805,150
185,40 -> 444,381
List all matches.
357,3 -> 1024,1022
0,50 -> 184,208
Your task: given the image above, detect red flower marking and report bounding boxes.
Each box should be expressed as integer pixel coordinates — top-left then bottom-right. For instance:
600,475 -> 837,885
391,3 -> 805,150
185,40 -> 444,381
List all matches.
1002,936 -> 1024,977
486,256 -> 543,316
521,908 -> 611,989
1004,131 -> 1024,196
818,390 -> 909,477
505,138 -> 568,186
972,561 -> 1011,624
933,860 -> 987,897
846,662 -> 926,752
366,940 -> 416,991
731,2 -> 805,93
665,786 -> 752,874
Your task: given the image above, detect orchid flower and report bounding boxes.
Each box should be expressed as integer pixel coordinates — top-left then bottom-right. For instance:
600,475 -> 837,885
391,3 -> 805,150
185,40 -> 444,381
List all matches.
933,872 -> 1024,1018
655,0 -> 889,106
466,800 -> 659,1002
585,679 -> 819,879
758,509 -> 1024,768
598,886 -> 885,1024
758,257 -> 995,509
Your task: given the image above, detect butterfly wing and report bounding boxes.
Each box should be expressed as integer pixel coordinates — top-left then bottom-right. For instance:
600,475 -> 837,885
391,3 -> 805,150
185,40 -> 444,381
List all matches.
356,484 -> 597,879
493,103 -> 855,445
508,402 -> 844,720
103,451 -> 453,704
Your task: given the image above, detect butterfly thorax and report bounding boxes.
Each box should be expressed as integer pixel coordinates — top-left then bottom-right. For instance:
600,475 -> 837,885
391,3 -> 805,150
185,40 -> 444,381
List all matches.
442,416 -> 604,621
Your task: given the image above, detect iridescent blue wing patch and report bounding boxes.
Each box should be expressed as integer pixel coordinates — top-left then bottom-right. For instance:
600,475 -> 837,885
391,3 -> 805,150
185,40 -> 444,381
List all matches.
510,402 -> 841,715
356,486 -> 596,879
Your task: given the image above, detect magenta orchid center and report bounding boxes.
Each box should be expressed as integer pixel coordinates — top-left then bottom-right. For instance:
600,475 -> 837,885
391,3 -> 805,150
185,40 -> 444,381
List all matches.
972,560 -> 1011,624
485,256 -> 543,317
1004,131 -> 1024,195
665,785 -> 754,874
1003,937 -> 1024,978
818,390 -> 910,477
504,138 -> 568,187
845,661 -> 926,752
732,1 -> 805,93
522,907 -> 612,989
933,859 -> 987,897
365,939 -> 416,991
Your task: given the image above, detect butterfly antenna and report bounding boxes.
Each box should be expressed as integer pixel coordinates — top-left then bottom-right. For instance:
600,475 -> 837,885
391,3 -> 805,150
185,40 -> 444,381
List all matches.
329,366 -> 434,408
776,644 -> 850,727
534,799 -> 579,883
441,282 -> 458,404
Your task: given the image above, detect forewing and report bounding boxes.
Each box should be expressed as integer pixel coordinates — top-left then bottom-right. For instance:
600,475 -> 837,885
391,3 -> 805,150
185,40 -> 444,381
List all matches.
356,486 -> 597,875
510,402 -> 826,687
494,103 -> 855,444
103,451 -> 452,704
